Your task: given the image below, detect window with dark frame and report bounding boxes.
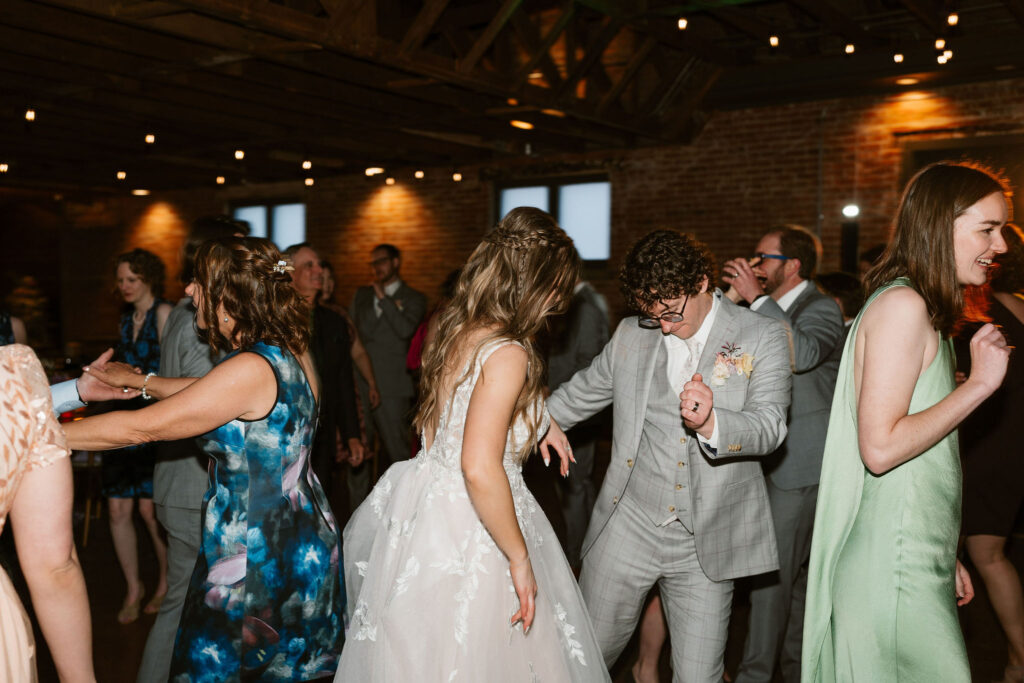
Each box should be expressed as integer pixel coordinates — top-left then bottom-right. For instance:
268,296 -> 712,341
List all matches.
232,202 -> 306,250
496,177 -> 611,261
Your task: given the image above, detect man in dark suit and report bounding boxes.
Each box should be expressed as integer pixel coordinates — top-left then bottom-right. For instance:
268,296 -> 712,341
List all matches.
350,244 -> 426,479
546,274 -> 610,568
285,243 -> 363,498
723,225 -> 845,683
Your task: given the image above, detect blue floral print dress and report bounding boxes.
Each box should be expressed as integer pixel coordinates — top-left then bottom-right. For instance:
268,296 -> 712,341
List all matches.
170,342 -> 344,682
101,300 -> 167,498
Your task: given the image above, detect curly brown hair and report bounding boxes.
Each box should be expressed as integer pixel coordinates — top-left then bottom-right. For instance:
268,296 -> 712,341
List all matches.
193,236 -> 310,355
619,230 -> 717,313
116,248 -> 166,298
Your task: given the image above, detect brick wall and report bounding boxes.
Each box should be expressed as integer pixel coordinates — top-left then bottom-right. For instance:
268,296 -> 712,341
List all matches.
38,74 -> 1024,350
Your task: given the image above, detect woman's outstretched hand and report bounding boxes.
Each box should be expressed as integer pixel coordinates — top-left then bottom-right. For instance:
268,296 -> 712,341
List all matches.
79,349 -> 142,401
509,555 -> 538,635
539,417 -> 575,477
83,358 -> 143,392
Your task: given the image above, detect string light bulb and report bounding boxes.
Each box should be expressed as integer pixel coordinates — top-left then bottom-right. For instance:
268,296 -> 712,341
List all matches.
677,17 -> 687,30
304,177 -> 314,187
385,177 -> 395,186
452,172 -> 463,182
0,163 -> 8,173
145,134 -> 155,144
24,109 -> 35,122
943,49 -> 953,59
769,35 -> 779,47
216,176 -> 225,185
935,38 -> 946,50
414,170 -> 424,179
893,52 -> 904,63
947,12 -> 959,26
116,171 -> 127,180
302,160 -> 312,170
844,43 -> 855,54
937,54 -> 948,64
234,149 -> 245,160
364,167 -> 384,176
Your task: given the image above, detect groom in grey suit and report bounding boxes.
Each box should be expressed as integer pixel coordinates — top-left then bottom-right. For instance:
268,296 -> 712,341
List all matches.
723,225 -> 844,683
544,230 -> 791,683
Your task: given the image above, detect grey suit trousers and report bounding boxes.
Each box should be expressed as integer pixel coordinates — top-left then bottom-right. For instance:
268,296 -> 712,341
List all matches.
580,496 -> 733,683
136,504 -> 202,683
735,481 -> 818,683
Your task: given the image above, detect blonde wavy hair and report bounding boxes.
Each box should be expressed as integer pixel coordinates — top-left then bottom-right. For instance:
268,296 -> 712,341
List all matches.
415,207 -> 581,459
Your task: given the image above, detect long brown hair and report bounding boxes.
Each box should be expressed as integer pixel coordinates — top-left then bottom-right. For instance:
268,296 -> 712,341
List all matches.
865,161 -> 1012,336
415,207 -> 580,459
193,236 -> 310,355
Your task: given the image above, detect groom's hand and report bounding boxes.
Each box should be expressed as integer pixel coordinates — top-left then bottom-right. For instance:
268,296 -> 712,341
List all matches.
680,373 -> 715,439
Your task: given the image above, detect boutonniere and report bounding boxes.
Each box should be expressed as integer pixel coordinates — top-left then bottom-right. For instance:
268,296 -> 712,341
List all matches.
711,342 -> 754,386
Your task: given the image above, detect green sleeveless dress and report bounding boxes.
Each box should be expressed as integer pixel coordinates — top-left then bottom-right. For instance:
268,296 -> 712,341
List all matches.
802,279 -> 968,683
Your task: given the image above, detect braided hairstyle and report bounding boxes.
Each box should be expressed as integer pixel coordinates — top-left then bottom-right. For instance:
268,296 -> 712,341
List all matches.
192,236 -> 310,355
415,207 -> 581,460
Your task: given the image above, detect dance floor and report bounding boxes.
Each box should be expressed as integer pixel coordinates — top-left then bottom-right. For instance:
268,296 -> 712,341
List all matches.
3,462 -> 1018,682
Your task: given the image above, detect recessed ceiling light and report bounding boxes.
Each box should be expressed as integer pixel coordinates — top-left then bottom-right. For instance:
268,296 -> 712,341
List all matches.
131,189 -> 150,196
510,120 -> 534,130
896,77 -> 919,85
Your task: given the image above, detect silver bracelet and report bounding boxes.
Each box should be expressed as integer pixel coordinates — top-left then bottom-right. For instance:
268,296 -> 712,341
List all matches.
141,372 -> 156,400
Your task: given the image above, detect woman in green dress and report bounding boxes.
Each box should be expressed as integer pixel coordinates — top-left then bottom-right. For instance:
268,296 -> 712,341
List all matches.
803,161 -> 1013,682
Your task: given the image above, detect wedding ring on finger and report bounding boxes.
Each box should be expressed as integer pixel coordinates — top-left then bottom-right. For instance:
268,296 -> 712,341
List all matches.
122,387 -> 130,393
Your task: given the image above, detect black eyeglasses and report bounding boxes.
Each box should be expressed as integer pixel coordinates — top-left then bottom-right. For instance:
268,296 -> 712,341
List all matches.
638,295 -> 690,329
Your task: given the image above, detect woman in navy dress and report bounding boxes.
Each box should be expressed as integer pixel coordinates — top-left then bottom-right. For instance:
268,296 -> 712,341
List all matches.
106,248 -> 173,623
66,237 -> 342,681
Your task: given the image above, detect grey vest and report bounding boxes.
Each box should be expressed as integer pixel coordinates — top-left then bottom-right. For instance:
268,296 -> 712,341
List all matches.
626,341 -> 694,532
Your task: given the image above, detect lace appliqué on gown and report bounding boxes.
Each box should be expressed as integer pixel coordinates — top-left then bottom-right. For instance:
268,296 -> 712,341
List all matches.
336,340 -> 609,682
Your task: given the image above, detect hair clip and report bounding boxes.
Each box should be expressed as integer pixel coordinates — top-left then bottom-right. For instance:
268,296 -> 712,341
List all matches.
272,260 -> 294,274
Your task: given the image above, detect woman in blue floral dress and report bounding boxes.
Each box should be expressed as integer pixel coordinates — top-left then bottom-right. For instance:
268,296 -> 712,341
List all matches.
106,248 -> 173,623
66,237 -> 343,681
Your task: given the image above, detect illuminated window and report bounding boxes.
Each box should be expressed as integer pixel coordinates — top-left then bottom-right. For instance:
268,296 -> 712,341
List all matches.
232,202 -> 305,249
497,178 -> 611,260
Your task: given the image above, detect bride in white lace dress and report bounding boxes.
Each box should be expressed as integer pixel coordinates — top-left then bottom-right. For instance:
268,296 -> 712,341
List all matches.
336,208 -> 610,682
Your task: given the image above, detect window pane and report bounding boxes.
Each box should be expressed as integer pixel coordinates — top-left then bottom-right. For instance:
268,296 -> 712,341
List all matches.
272,203 -> 306,250
233,206 -> 267,238
559,182 -> 611,260
500,186 -> 548,218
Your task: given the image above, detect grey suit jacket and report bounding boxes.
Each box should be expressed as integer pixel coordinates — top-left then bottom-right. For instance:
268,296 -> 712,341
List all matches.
350,281 -> 427,398
547,293 -> 792,581
154,297 -> 215,510
754,284 -> 844,489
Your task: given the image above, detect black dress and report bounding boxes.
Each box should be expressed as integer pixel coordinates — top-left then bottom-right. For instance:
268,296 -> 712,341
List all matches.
956,296 -> 1024,537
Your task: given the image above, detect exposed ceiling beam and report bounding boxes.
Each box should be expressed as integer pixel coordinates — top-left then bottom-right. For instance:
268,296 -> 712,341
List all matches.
596,34 -> 656,114
787,0 -> 876,46
553,15 -> 623,101
398,0 -> 452,55
458,0 -> 522,73
513,3 -> 574,88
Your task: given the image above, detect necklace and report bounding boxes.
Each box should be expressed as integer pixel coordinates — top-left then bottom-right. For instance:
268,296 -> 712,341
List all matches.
133,309 -> 146,325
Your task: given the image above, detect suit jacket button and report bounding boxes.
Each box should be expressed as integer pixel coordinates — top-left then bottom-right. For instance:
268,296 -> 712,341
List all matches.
626,459 -> 634,467
668,505 -> 675,512
679,437 -> 686,444
677,461 -> 685,467
675,484 -> 683,490
612,496 -> 619,504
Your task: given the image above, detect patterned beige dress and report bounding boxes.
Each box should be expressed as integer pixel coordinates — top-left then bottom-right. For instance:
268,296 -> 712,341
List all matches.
0,344 -> 70,682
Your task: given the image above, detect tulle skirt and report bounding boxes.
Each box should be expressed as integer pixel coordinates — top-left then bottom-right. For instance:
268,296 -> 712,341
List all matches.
336,456 -> 610,682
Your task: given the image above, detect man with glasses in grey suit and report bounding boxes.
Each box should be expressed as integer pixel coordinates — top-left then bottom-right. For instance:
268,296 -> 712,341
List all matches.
723,225 -> 844,683
542,230 -> 791,682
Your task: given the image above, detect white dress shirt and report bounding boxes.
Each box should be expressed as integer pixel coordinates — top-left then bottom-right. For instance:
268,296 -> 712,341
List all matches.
663,291 -> 721,449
